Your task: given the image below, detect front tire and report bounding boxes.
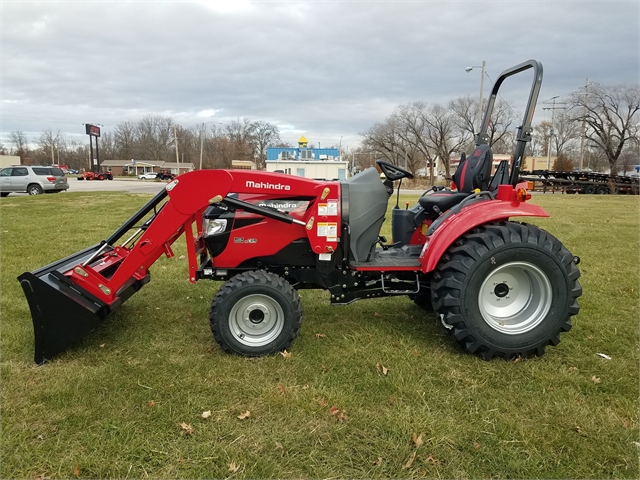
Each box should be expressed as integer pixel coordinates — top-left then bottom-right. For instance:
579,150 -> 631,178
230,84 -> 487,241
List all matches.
210,270 -> 302,356
431,222 -> 581,360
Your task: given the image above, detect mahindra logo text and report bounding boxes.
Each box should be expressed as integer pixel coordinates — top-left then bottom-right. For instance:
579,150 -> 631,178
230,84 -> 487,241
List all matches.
246,180 -> 291,191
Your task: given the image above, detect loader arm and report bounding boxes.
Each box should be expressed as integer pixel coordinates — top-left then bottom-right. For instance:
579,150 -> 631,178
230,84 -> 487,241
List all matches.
19,169 -> 341,364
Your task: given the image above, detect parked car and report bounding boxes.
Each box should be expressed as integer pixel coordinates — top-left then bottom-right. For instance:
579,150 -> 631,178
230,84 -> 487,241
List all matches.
0,166 -> 69,196
138,172 -> 158,180
156,170 -> 175,180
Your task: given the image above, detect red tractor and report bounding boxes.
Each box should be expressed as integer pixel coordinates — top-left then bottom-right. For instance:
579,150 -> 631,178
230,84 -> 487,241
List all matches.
77,171 -> 113,181
19,60 -> 581,364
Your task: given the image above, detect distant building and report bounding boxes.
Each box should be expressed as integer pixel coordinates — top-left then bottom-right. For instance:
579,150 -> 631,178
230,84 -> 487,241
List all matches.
231,160 -> 256,170
266,136 -> 348,180
523,156 -> 557,171
0,155 -> 21,168
100,160 -> 194,176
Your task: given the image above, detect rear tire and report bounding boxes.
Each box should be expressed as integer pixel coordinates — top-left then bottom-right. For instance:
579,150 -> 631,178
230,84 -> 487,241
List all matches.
0,192 -> 9,197
431,221 -> 581,360
210,270 -> 302,356
584,185 -> 595,194
27,184 -> 43,195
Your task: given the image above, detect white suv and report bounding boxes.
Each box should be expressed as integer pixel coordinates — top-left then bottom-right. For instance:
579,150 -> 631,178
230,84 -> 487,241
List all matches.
138,172 -> 159,180
0,165 -> 69,196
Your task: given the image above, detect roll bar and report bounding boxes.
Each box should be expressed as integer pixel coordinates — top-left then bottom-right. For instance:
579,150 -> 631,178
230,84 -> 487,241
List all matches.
475,59 -> 543,186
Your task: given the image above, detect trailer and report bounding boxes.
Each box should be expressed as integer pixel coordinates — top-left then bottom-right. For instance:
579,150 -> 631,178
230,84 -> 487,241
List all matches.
520,170 -> 640,195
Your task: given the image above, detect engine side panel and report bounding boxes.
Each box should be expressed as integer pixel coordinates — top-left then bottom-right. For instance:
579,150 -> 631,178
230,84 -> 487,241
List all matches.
197,170 -> 342,267
341,168 -> 390,262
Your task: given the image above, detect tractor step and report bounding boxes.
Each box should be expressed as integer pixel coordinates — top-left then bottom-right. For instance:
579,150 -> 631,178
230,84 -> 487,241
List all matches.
350,246 -> 422,270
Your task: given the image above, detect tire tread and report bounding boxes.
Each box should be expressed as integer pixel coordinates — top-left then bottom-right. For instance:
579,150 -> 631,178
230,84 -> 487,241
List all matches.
432,221 -> 581,360
209,270 -> 302,356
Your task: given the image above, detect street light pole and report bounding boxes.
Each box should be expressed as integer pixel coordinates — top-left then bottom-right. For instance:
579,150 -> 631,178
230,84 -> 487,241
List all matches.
199,121 -> 222,170
579,78 -> 590,171
542,96 -> 561,170
465,60 -> 486,135
199,123 -> 205,170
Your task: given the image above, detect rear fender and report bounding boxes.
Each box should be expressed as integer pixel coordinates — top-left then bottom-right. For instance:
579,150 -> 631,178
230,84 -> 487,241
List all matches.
420,200 -> 549,273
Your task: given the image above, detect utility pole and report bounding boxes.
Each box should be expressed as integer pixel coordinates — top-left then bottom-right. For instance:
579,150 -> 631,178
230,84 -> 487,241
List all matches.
476,60 -> 486,135
465,61 -> 486,135
95,136 -> 100,172
174,125 -> 180,164
542,96 -> 566,170
199,123 -> 205,170
579,78 -> 589,171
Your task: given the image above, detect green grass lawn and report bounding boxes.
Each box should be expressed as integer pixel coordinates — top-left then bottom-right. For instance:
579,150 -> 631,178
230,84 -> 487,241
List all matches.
1,191 -> 638,479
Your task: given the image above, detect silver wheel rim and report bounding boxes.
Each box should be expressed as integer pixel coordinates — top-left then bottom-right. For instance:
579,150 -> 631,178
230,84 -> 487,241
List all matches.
228,294 -> 285,347
29,186 -> 40,195
478,261 -> 552,335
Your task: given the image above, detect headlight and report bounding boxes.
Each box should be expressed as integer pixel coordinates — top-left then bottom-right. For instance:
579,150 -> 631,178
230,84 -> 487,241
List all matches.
203,218 -> 227,236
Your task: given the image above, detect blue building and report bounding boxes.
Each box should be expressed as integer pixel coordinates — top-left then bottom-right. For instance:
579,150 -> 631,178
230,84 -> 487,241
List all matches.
266,136 -> 348,180
266,136 -> 340,161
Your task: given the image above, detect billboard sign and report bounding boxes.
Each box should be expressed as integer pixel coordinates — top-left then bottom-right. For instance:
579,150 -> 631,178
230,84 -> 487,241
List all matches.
85,124 -> 101,137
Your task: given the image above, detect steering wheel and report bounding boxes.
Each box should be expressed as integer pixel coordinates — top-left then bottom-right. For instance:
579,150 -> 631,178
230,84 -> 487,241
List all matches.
376,160 -> 414,181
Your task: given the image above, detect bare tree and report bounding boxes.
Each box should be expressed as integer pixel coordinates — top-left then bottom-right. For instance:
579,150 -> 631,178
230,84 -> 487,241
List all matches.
174,125 -> 198,164
225,118 -> 256,161
392,102 -> 437,179
570,83 -> 640,173
534,121 -> 552,156
97,131 -> 117,161
552,110 -> 580,156
135,115 -> 175,161
450,96 -> 517,153
360,120 -> 400,165
349,146 -> 376,173
38,129 -> 62,164
424,103 -> 472,181
360,118 -> 422,175
450,95 -> 478,140
65,139 -> 89,171
251,120 -> 281,168
114,120 -> 137,159
9,131 -> 28,158
618,150 -> 637,175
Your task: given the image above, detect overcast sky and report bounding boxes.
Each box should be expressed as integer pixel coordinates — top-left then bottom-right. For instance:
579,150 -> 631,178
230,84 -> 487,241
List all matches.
1,0 -> 638,152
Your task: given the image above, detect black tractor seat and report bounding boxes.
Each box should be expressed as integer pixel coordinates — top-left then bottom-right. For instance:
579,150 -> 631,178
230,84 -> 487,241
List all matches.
419,144 -> 494,218
418,191 -> 470,216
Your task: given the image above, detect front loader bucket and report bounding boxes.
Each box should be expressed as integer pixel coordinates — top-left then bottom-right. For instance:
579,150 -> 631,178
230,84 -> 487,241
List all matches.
18,243 -> 150,365
18,189 -> 167,364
